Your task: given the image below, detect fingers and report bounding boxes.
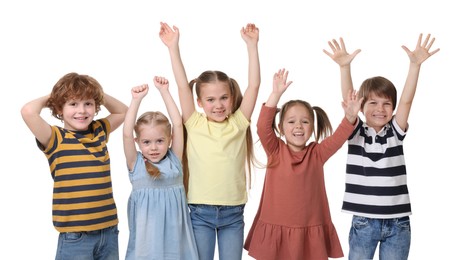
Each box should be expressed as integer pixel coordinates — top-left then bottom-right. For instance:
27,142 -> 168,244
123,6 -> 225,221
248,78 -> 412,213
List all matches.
132,84 -> 149,93
417,33 -> 440,56
159,22 -> 178,36
154,76 -> 169,85
323,38 -> 344,55
339,37 -> 346,50
243,23 -> 258,32
274,68 -> 287,79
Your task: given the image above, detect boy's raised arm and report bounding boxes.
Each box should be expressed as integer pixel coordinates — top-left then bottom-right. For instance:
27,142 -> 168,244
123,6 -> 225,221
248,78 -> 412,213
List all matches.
324,37 -> 361,100
395,33 -> 440,130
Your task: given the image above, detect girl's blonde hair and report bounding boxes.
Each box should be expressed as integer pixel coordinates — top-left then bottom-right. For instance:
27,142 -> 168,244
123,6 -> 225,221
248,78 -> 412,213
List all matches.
134,111 -> 171,178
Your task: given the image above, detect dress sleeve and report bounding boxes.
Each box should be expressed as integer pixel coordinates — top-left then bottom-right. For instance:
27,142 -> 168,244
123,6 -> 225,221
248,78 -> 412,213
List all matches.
256,104 -> 280,156
317,117 -> 356,163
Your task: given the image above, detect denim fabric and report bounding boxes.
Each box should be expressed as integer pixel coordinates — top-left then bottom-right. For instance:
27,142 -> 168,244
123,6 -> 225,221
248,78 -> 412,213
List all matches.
189,204 -> 245,260
55,225 -> 119,260
349,216 -> 411,260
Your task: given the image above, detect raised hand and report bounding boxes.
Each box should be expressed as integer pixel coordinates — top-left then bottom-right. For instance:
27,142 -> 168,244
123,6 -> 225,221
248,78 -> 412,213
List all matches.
159,22 -> 179,49
153,76 -> 170,92
240,23 -> 259,45
131,84 -> 149,100
341,89 -> 362,124
272,68 -> 293,95
401,33 -> 440,65
323,37 -> 361,67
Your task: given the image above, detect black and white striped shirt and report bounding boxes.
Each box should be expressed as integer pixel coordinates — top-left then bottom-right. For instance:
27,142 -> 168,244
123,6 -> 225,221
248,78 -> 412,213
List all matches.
342,117 -> 411,219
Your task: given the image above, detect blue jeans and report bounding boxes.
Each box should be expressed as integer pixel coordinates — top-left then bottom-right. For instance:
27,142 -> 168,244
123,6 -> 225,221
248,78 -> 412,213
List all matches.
349,215 -> 411,260
189,204 -> 245,260
55,225 -> 119,260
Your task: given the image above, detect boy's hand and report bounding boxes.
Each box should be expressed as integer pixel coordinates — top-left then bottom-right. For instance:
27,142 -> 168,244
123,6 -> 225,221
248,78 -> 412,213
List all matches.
402,33 -> 440,65
323,37 -> 361,67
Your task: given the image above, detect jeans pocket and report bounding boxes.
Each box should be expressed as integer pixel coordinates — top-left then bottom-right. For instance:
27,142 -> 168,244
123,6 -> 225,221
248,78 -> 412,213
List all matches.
110,225 -> 120,235
396,216 -> 411,230
188,204 -> 198,213
63,232 -> 84,242
352,215 -> 369,229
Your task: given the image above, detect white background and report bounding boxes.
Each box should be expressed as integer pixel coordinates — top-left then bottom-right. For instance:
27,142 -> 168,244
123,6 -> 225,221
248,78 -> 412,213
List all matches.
1,0 -> 454,259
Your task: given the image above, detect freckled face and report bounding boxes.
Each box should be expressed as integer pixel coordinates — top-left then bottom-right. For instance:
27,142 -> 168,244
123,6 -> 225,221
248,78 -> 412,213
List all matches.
61,98 -> 96,131
362,94 -> 394,133
280,104 -> 313,152
197,82 -> 232,122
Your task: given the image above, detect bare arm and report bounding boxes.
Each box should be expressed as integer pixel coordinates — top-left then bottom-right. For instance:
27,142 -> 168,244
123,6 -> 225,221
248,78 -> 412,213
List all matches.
104,93 -> 128,133
239,23 -> 261,119
153,76 -> 184,161
324,37 -> 361,100
159,22 -> 195,122
123,84 -> 148,171
265,69 -> 293,108
395,33 -> 440,130
21,95 -> 52,147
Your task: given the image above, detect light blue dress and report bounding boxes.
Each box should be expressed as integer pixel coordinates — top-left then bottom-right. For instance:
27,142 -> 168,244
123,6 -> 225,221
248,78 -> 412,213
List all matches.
125,150 -> 198,260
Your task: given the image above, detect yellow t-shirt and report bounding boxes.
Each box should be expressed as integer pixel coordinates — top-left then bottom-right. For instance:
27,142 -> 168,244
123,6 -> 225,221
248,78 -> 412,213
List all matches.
185,110 -> 250,205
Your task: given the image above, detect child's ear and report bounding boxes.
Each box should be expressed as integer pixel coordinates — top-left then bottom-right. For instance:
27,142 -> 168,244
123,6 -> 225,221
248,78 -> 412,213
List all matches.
168,134 -> 173,148
197,98 -> 203,108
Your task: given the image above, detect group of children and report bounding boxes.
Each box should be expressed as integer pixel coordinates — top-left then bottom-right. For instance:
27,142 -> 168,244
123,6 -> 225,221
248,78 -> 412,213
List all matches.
21,21 -> 439,260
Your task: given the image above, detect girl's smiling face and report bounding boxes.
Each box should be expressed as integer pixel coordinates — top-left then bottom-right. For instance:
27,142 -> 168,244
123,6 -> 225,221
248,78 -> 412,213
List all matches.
197,82 -> 232,122
280,104 -> 314,152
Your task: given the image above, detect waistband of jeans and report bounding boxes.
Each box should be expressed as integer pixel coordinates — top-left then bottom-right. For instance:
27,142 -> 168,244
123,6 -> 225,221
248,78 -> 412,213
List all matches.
62,224 -> 117,235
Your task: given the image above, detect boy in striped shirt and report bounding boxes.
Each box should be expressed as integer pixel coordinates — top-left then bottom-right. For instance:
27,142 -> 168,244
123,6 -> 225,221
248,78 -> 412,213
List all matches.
324,34 -> 439,260
21,72 -> 127,260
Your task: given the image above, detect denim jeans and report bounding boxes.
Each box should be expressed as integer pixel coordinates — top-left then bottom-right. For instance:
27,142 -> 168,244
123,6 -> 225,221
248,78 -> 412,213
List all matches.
55,225 -> 119,260
349,215 -> 411,260
188,204 -> 245,260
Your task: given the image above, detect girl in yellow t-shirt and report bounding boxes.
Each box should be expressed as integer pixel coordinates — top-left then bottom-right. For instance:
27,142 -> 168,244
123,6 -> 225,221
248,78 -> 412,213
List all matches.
159,21 -> 260,260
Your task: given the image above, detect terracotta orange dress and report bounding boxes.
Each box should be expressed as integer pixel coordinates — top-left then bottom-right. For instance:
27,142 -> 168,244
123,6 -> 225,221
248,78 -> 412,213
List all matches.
244,105 -> 354,260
